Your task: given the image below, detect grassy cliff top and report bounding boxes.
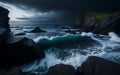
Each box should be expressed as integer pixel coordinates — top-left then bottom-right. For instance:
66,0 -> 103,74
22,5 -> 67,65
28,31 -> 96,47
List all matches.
89,12 -> 120,22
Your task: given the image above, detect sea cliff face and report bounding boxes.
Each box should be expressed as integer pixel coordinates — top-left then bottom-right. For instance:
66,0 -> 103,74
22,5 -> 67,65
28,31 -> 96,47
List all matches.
75,12 -> 120,34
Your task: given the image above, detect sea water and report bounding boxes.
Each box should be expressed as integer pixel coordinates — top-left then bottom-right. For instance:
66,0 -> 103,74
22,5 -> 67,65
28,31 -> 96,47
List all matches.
10,22 -> 120,75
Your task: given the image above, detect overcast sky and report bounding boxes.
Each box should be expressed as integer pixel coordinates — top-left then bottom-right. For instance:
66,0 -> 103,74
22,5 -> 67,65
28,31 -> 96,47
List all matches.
0,0 -> 120,24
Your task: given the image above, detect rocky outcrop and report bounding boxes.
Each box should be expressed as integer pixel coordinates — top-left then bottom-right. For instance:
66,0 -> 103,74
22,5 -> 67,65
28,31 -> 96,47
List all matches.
76,12 -> 120,34
47,64 -> 76,75
0,6 -> 10,31
93,13 -> 120,34
0,7 -> 10,49
0,6 -> 45,69
30,27 -> 46,33
77,56 -> 120,75
4,36 -> 44,68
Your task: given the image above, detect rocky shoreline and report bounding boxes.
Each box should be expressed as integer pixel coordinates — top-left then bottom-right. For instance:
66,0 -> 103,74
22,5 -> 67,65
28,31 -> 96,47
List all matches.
0,6 -> 120,75
0,6 -> 44,69
48,56 -> 120,75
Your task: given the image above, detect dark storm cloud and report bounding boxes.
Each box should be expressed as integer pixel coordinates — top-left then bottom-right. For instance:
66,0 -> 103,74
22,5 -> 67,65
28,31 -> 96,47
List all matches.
0,0 -> 120,12
0,0 -> 120,24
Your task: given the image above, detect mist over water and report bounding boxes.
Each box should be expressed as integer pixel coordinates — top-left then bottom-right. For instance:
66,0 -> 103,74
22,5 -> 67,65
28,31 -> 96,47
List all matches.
19,32 -> 120,75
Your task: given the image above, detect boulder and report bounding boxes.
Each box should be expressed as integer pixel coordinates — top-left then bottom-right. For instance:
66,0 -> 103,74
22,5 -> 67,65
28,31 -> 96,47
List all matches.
3,36 -> 45,68
30,27 -> 46,33
77,56 -> 120,75
47,64 -> 76,75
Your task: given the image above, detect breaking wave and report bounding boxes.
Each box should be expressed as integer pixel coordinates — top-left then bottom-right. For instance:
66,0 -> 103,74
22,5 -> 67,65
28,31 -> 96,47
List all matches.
20,32 -> 120,75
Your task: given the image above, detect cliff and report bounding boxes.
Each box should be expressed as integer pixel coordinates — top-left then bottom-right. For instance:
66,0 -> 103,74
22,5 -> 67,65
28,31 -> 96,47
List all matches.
75,12 -> 120,34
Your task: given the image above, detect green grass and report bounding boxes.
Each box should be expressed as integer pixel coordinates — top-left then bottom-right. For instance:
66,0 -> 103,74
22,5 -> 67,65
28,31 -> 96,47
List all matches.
89,12 -> 120,22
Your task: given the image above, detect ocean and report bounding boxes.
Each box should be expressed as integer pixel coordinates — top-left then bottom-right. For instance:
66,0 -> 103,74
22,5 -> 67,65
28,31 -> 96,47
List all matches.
10,22 -> 120,75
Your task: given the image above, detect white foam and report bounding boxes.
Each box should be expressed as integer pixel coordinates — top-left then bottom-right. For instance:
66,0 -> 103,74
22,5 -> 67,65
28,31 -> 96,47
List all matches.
81,32 -> 93,36
109,32 -> 120,42
20,32 -> 120,74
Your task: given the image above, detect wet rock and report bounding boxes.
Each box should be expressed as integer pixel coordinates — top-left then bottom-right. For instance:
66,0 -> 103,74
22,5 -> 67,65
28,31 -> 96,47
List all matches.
47,64 -> 76,75
0,6 -> 10,46
76,66 -> 83,75
4,36 -> 45,68
30,27 -> 46,33
77,56 -> 120,75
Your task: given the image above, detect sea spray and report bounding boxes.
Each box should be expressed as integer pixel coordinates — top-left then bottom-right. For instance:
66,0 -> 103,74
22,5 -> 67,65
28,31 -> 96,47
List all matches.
20,32 -> 120,75
109,32 -> 120,42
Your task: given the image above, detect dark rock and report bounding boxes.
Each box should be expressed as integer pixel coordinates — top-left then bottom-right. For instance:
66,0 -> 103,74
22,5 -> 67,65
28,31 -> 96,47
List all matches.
0,6 -> 10,31
3,36 -> 45,68
30,27 -> 46,33
75,12 -> 120,34
0,6 -> 45,69
0,6 -> 10,47
47,64 -> 76,75
0,7 -> 11,69
76,67 -> 83,75
0,67 -> 35,75
15,32 -> 26,36
93,13 -> 120,34
0,27 -> 10,46
77,56 -> 120,75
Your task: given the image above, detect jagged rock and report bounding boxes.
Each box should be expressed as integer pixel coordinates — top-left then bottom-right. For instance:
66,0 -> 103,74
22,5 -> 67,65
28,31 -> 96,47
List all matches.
75,12 -> 120,34
0,6 -> 10,46
77,56 -> 120,75
0,7 -> 11,69
0,6 -> 10,31
3,36 -> 45,68
93,13 -> 120,34
47,64 -> 76,75
30,27 -> 46,33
